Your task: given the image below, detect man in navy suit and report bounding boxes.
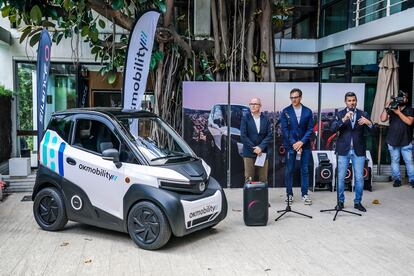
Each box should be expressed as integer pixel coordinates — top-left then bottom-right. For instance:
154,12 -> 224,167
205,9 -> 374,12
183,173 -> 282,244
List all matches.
280,88 -> 314,205
331,92 -> 375,212
240,97 -> 273,183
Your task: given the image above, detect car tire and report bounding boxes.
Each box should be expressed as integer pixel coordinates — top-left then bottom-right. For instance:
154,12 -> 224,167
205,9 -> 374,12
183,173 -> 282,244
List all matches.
33,187 -> 68,231
127,201 -> 171,250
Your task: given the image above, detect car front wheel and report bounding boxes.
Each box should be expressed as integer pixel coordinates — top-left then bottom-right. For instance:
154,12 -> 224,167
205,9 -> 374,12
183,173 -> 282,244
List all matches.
127,201 -> 171,250
33,187 -> 68,231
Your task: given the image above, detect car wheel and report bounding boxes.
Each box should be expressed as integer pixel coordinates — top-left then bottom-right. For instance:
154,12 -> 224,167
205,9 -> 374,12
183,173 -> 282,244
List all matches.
33,187 -> 68,231
127,201 -> 171,250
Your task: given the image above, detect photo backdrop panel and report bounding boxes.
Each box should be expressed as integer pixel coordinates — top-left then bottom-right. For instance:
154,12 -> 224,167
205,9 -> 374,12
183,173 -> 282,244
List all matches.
230,82 -> 275,188
182,81 -> 229,187
320,83 -> 365,151
274,83 -> 319,188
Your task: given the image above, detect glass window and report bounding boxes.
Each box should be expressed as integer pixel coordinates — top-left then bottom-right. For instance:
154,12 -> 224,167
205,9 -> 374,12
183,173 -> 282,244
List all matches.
322,46 -> 346,63
357,0 -> 386,25
48,115 -> 73,143
276,68 -> 318,82
117,116 -> 196,165
351,51 -> 379,77
320,0 -> 348,37
321,65 -> 346,82
16,62 -> 78,151
74,119 -> 120,155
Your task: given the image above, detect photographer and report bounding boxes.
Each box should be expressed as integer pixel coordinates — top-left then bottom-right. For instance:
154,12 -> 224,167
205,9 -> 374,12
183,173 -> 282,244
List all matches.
380,91 -> 414,188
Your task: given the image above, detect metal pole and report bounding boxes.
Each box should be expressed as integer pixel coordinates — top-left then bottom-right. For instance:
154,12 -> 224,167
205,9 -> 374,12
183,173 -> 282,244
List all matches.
377,126 -> 383,175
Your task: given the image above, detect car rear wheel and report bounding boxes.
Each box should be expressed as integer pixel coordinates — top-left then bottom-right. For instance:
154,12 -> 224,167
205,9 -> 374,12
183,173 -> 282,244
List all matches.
33,187 -> 68,231
127,201 -> 171,250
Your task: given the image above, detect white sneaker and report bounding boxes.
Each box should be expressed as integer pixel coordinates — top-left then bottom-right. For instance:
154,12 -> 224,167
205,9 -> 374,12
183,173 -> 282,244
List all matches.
285,195 -> 294,204
302,194 -> 312,205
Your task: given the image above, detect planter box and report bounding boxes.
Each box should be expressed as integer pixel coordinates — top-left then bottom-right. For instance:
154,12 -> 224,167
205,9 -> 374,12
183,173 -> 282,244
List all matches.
31,152 -> 38,168
9,158 -> 31,177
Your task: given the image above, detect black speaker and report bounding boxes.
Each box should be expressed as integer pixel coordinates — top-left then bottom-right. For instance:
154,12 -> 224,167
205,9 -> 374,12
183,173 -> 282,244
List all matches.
243,182 -> 268,226
363,160 -> 372,191
314,153 -> 333,190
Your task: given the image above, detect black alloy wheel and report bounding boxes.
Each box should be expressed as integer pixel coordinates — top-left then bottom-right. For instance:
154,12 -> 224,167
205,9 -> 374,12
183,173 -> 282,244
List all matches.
127,201 -> 171,250
39,196 -> 58,224
33,187 -> 68,231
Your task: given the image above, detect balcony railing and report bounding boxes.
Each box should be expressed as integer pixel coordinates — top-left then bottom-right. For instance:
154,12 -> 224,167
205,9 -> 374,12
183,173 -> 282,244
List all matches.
354,0 -> 412,26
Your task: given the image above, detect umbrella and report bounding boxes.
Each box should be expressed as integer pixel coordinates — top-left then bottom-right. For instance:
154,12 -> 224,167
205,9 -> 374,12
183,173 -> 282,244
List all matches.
371,52 -> 399,125
371,51 -> 399,177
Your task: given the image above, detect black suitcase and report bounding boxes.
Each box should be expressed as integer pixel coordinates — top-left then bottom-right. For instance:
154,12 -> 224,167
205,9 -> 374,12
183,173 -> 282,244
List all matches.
243,182 -> 268,226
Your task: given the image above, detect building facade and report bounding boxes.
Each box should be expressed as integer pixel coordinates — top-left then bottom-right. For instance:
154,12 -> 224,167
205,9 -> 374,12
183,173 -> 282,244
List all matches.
1,1 -> 414,163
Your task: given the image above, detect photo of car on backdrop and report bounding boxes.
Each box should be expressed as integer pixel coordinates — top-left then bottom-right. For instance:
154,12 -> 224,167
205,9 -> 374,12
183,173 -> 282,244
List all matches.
182,82 -> 365,189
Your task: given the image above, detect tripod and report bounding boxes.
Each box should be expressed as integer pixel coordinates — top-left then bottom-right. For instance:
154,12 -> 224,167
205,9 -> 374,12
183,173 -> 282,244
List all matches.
320,151 -> 361,221
275,192 -> 312,221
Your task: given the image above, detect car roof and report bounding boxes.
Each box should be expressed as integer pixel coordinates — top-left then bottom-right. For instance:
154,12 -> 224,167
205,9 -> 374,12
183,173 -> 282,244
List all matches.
52,107 -> 157,119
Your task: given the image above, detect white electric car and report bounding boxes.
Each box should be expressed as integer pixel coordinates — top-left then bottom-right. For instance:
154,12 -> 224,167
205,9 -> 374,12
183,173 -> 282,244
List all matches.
32,108 -> 227,250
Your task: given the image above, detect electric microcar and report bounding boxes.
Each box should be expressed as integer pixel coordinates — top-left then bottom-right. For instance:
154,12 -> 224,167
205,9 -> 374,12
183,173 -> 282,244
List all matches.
33,108 -> 227,250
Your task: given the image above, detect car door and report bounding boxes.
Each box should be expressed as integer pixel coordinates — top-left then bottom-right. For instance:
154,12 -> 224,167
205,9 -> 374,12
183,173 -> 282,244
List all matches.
63,116 -> 125,219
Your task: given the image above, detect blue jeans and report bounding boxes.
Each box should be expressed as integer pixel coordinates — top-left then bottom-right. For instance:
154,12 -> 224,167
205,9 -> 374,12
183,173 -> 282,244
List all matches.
337,150 -> 365,204
387,143 -> 414,182
285,149 -> 310,197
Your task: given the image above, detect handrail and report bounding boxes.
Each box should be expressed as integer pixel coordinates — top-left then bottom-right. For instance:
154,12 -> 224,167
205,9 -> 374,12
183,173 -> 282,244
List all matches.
353,0 -> 409,26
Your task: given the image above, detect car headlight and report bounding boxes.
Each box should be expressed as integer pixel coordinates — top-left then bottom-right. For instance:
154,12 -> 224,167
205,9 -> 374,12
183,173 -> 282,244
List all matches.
198,181 -> 206,193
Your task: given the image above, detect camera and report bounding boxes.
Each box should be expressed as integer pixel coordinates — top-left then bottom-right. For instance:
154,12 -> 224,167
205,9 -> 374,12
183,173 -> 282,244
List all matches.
386,91 -> 407,113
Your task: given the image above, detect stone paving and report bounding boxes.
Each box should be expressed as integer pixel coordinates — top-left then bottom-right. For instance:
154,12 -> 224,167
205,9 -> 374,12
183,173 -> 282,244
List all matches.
1,182 -> 414,275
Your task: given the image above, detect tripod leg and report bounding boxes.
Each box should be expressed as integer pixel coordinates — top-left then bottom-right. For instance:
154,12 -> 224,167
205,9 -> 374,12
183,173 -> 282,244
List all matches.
275,211 -> 288,221
320,208 -> 337,213
290,210 -> 312,219
333,210 -> 339,221
341,209 -> 362,216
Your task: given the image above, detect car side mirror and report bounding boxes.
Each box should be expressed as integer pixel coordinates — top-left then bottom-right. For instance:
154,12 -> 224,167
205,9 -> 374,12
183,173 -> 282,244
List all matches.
102,148 -> 122,168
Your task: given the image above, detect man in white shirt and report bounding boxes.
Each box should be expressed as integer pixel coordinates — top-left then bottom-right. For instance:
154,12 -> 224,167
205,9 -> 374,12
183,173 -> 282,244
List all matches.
280,89 -> 314,205
240,97 -> 273,183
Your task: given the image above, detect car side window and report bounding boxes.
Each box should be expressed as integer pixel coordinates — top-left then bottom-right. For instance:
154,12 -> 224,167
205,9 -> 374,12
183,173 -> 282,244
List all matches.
48,115 -> 73,143
213,106 -> 224,126
74,119 -> 120,155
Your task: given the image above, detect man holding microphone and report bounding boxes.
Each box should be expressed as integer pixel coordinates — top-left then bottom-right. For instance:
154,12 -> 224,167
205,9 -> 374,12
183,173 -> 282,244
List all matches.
331,92 -> 375,212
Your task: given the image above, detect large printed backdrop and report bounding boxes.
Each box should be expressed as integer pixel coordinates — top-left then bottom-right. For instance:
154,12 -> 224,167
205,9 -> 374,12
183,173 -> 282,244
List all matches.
183,82 -> 365,188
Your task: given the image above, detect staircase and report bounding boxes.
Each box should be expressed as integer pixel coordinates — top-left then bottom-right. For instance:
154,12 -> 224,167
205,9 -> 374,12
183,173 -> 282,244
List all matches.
2,173 -> 36,193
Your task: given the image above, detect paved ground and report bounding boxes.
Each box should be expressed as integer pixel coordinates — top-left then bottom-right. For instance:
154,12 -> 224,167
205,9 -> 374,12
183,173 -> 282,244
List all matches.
1,182 -> 414,276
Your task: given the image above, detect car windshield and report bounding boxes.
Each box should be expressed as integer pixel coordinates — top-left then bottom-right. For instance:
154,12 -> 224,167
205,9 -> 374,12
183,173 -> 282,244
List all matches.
230,105 -> 250,129
116,115 -> 197,165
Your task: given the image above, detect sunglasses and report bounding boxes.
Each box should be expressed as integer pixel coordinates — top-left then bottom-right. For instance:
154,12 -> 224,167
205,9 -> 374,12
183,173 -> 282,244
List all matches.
290,96 -> 301,100
249,103 -> 261,106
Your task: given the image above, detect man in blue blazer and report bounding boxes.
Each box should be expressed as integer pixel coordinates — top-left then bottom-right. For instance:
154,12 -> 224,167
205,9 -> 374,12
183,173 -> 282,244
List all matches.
240,97 -> 273,183
280,88 -> 314,205
331,92 -> 375,212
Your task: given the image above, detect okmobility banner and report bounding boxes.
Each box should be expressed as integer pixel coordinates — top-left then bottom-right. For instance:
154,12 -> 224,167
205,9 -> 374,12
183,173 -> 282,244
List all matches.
122,10 -> 160,112
36,29 -> 52,148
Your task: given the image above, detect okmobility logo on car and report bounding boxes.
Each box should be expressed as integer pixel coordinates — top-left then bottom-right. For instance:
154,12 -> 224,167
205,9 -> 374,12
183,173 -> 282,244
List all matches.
78,164 -> 118,181
188,205 -> 217,219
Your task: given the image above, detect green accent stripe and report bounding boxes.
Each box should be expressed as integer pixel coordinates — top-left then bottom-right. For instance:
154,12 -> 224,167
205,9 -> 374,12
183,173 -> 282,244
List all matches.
42,131 -> 51,165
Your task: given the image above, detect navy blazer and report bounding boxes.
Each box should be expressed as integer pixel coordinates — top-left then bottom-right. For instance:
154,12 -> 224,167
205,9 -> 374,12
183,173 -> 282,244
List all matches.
240,113 -> 273,158
331,108 -> 376,156
280,104 -> 314,150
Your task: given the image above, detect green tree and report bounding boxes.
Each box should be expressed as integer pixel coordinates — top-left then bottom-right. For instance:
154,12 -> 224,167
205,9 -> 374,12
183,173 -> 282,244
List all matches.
1,0 -> 292,131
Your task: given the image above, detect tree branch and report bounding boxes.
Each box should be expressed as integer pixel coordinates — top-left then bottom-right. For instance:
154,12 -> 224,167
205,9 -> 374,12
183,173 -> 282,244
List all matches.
157,27 -> 192,57
86,0 -> 134,31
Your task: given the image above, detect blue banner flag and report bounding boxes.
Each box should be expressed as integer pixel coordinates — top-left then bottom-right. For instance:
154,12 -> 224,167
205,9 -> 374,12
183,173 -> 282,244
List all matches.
36,29 -> 52,148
